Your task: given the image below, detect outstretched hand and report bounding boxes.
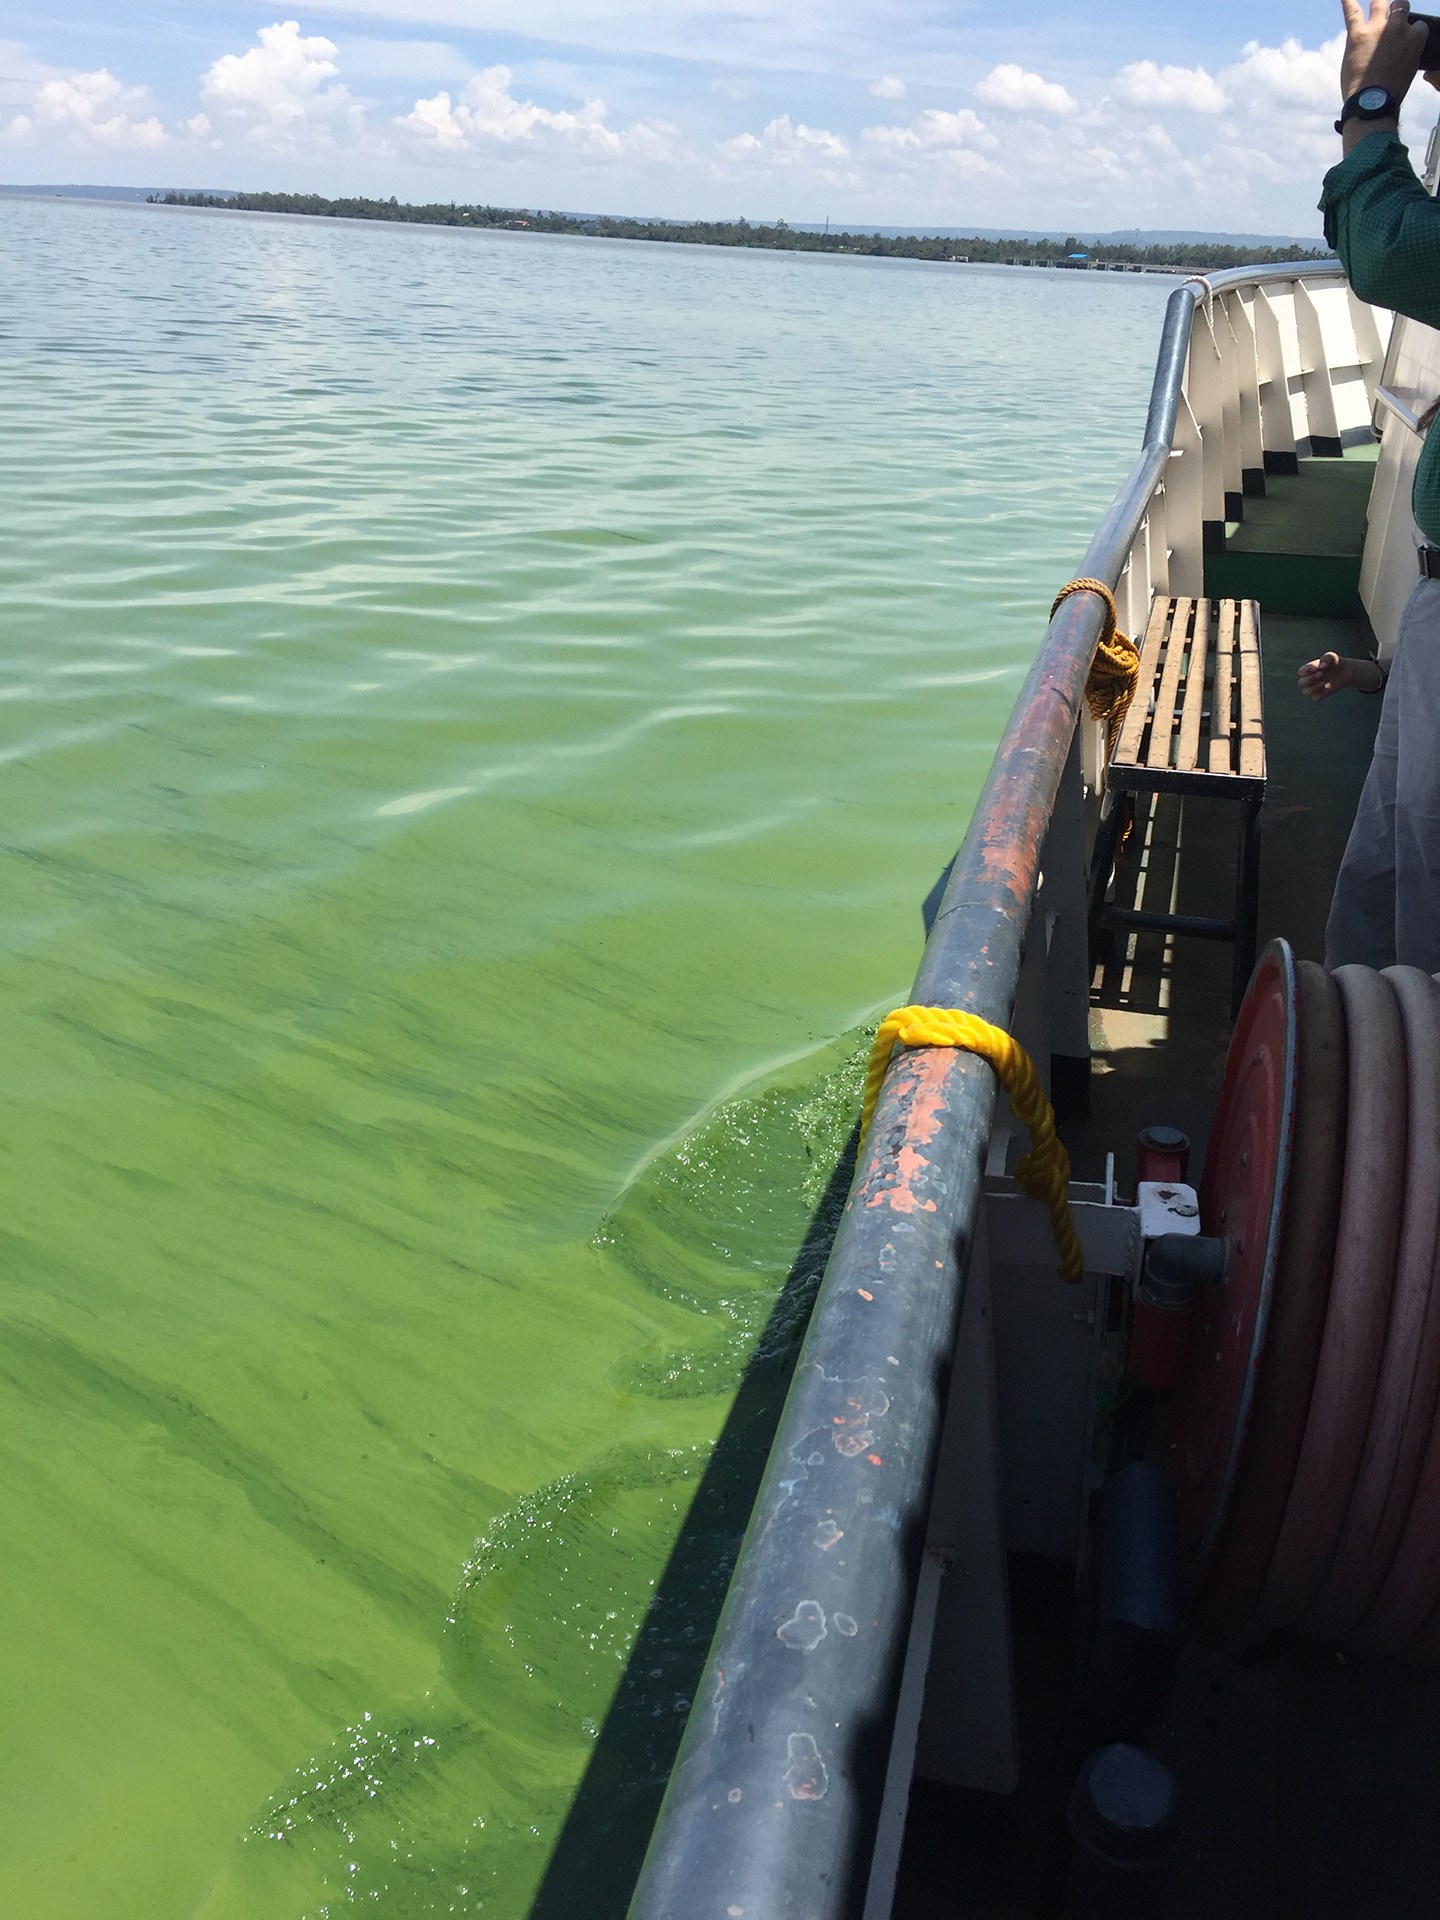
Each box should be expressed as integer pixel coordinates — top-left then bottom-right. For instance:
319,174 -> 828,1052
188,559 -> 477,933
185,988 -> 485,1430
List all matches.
1298,650 -> 1384,699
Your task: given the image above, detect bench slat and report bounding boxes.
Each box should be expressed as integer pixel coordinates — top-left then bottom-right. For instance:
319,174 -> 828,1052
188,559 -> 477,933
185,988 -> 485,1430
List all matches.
1238,599 -> 1265,779
1112,596 -> 1174,768
1209,599 -> 1236,775
1177,596 -> 1211,773
1146,596 -> 1192,772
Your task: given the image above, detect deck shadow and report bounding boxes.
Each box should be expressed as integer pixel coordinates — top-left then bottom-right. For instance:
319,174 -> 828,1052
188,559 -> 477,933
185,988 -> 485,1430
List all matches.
527,1125 -> 861,1920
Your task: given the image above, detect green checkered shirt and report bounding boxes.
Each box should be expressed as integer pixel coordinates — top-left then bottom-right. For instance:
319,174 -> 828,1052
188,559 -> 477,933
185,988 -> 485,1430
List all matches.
1321,130 -> 1440,543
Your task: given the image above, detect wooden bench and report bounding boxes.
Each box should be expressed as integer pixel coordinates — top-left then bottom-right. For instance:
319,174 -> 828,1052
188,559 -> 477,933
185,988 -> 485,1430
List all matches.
1087,595 -> 1266,1014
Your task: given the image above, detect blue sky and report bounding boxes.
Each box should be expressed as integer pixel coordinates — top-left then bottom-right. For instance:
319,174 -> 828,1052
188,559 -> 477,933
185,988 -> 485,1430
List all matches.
3,2 -> 1433,232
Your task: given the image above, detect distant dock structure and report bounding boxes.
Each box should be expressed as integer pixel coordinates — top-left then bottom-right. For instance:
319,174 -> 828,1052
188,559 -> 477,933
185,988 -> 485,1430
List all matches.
1002,256 -> 1183,274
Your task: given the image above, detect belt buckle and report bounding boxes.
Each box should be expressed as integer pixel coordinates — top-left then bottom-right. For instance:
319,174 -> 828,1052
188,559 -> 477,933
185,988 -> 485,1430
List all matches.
1422,545 -> 1440,580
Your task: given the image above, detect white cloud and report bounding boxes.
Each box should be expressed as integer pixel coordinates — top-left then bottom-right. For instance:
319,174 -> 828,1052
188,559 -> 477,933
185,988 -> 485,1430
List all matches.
863,106 -> 997,159
1161,31 -> 1349,217
183,111 -> 214,139
974,64 -> 1076,115
1,66 -> 166,149
719,114 -> 856,185
1112,61 -> 1226,115
201,20 -> 363,156
1221,33 -> 1345,113
870,75 -> 906,100
397,64 -> 680,164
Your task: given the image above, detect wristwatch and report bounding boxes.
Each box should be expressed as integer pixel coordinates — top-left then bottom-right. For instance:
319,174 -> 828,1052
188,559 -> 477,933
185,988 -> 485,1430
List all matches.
1335,85 -> 1403,132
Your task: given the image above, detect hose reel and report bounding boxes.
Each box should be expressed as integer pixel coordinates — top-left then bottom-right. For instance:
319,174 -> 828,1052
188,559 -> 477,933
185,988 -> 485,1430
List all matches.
1169,939 -> 1440,1659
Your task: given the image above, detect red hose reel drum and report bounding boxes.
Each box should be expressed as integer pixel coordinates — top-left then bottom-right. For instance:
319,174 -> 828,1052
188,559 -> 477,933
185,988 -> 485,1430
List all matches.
1172,941 -> 1440,1657
1172,939 -> 1299,1585
1184,952 -> 1343,1639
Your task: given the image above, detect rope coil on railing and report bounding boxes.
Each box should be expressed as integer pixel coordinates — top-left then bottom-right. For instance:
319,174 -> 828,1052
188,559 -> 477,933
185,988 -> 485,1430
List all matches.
853,577 -> 1135,1292
860,1005 -> 1084,1284
1053,576 -> 1142,750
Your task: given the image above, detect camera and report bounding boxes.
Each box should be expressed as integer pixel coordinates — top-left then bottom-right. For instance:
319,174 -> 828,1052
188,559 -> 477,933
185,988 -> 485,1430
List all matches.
1415,12 -> 1440,69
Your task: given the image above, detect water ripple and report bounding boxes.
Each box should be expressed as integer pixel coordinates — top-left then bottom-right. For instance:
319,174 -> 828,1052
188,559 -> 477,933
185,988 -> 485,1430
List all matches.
0,192 -> 1164,1920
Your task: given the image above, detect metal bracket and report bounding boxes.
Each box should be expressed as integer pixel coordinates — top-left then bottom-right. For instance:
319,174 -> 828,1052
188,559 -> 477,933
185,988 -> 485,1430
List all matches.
983,1166 -> 1201,1287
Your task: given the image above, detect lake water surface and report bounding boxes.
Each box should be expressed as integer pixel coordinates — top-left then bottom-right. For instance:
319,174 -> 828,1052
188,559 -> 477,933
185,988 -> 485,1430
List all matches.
0,195 -> 1164,1917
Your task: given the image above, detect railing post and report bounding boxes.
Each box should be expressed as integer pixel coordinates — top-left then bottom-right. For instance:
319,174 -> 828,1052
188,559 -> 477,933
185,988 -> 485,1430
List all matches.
1226,291 -> 1267,499
1185,311 -> 1228,551
1347,286 -> 1387,401
1216,296 -> 1245,521
1253,284 -> 1300,473
1146,486 -> 1171,597
1167,395 -> 1205,595
1294,279 -> 1343,454
1035,728 -> 1092,1112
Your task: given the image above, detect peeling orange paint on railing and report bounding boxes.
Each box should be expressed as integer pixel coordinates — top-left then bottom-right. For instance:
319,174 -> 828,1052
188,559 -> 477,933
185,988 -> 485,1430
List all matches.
857,1051 -> 950,1214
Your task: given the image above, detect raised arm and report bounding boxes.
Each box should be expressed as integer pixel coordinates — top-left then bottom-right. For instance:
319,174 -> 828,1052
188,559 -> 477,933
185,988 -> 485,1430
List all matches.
1323,0 -> 1440,325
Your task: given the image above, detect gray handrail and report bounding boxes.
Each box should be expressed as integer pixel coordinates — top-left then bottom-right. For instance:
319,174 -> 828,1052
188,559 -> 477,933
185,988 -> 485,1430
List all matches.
626,261 -> 1347,1920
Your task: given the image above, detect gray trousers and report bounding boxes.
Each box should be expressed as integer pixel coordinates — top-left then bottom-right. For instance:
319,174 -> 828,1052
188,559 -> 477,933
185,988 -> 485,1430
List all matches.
1326,575 -> 1440,971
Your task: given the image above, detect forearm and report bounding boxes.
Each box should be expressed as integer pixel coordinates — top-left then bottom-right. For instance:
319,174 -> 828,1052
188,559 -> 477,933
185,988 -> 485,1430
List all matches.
1323,134 -> 1440,320
1343,114 -> 1398,153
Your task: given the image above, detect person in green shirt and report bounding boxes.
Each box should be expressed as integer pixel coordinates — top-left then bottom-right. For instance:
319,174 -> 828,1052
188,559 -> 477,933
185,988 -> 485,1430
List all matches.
1304,0 -> 1440,967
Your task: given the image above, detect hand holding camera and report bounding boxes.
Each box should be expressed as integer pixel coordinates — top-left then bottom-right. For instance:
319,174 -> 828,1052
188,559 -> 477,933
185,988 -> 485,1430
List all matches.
1340,0 -> 1438,102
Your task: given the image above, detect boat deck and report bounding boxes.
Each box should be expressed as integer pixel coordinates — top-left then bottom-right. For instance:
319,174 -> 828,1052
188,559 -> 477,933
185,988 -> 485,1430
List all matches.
1082,600 -> 1382,1180
895,449 -> 1440,1918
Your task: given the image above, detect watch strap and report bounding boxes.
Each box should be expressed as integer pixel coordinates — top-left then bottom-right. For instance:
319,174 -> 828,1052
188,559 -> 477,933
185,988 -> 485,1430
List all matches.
1335,88 -> 1402,133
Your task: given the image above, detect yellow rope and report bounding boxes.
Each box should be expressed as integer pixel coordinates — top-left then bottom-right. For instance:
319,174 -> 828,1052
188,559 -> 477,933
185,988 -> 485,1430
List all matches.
860,1006 -> 1084,1285
1053,577 -> 1141,751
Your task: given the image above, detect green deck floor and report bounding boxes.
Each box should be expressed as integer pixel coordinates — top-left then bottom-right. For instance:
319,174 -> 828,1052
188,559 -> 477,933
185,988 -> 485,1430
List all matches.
1204,444 -> 1379,615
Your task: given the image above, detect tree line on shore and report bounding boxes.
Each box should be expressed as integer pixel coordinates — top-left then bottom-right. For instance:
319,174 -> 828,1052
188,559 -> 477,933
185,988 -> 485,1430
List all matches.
152,191 -> 1333,272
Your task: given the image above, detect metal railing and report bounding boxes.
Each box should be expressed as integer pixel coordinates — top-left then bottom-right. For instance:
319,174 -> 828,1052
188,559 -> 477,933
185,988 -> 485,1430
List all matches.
627,261 -> 1373,1920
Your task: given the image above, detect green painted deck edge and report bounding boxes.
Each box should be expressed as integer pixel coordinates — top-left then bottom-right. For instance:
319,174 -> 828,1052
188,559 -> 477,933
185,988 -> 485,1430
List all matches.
1203,549 -> 1363,616
1203,446 -> 1377,614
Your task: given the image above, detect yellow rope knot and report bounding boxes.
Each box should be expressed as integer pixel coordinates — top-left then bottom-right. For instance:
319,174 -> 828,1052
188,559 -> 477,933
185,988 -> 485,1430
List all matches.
860,1006 -> 1084,1285
1053,577 -> 1141,751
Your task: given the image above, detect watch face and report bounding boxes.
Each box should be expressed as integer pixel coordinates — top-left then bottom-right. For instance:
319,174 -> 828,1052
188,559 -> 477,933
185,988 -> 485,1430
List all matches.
1357,85 -> 1392,110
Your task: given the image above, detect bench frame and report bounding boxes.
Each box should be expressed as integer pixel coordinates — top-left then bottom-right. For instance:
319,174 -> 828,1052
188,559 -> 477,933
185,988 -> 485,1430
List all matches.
1087,595 -> 1266,1015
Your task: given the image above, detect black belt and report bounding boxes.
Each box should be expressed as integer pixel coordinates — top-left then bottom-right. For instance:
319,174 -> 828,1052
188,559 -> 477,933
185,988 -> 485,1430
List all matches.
1422,545 -> 1440,579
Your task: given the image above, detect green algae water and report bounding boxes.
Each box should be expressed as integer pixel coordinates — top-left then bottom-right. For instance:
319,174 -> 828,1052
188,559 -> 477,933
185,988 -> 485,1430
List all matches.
0,194 -> 1163,1917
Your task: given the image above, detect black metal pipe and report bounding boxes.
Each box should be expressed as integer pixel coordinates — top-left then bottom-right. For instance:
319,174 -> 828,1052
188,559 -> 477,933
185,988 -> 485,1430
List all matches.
625,261 -> 1347,1920
628,601 -> 1104,1920
1102,907 -> 1237,940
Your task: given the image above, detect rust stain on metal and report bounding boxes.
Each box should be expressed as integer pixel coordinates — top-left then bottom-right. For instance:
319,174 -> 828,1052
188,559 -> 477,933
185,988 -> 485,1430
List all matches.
907,1064 -> 947,1145
831,1380 -> 890,1457
784,1732 -> 828,1802
867,1152 -> 936,1213
864,1052 -> 949,1214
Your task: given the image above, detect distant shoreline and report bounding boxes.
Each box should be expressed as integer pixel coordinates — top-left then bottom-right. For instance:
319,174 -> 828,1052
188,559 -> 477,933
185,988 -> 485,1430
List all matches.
150,191 -> 1334,275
